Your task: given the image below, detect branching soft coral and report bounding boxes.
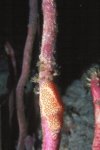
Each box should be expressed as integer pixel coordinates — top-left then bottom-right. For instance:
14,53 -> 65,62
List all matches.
82,64 -> 100,150
38,0 -> 64,149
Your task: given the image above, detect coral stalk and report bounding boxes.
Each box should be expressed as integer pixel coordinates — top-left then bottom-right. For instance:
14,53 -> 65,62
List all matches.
91,77 -> 100,149
82,65 -> 100,150
5,41 -> 17,78
5,42 -> 17,125
39,0 -> 57,84
39,0 -> 64,149
16,0 -> 38,149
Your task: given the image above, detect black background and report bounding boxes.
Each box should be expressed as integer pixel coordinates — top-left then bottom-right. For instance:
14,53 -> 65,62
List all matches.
0,0 -> 100,91
0,1 -> 100,149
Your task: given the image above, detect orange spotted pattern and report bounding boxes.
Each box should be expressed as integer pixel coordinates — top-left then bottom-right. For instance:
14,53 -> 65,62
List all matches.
40,81 -> 64,132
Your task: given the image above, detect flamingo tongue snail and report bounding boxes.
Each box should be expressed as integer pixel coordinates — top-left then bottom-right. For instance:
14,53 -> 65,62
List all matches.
40,81 -> 64,149
38,0 -> 64,149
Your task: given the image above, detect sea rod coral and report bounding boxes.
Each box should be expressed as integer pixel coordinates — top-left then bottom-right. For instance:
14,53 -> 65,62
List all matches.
38,0 -> 64,149
82,64 -> 100,150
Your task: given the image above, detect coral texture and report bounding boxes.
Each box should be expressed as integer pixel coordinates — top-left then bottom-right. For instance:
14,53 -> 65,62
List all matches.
82,65 -> 100,150
39,0 -> 57,84
40,81 -> 64,149
38,0 -> 64,149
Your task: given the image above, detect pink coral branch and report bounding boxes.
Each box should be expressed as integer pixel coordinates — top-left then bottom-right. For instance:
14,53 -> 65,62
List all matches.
39,0 -> 64,149
82,65 -> 100,150
91,76 -> 100,150
39,0 -> 57,84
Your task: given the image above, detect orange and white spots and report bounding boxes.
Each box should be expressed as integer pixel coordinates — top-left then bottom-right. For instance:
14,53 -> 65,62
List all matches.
40,81 -> 64,133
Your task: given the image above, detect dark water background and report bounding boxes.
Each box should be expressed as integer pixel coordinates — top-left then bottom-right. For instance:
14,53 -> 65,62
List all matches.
0,0 -> 100,149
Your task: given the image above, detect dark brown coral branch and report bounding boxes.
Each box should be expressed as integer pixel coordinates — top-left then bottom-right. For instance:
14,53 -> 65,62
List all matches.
4,42 -> 17,125
5,41 -> 17,78
16,0 -> 38,149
